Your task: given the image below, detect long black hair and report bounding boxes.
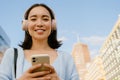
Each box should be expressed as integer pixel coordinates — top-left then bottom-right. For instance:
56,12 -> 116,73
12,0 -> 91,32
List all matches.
19,3 -> 62,49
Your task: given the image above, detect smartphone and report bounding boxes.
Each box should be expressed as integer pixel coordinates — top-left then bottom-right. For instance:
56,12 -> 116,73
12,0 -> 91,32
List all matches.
31,54 -> 50,72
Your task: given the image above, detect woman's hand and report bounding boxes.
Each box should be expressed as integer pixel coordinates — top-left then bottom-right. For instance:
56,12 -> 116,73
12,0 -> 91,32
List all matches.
17,63 -> 60,80
42,63 -> 60,80
17,64 -> 51,80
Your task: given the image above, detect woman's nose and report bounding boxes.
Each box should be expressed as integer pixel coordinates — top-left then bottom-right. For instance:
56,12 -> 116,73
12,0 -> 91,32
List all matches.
36,20 -> 44,27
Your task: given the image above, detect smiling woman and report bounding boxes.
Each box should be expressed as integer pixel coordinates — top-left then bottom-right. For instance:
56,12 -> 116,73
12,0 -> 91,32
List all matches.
0,3 -> 80,80
20,4 -> 61,50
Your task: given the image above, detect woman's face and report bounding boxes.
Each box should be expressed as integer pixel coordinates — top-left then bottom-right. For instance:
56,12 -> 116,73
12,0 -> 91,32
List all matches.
27,6 -> 52,41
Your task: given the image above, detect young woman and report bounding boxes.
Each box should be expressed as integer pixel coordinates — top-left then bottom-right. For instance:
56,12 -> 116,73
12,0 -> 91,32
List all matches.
0,3 -> 80,80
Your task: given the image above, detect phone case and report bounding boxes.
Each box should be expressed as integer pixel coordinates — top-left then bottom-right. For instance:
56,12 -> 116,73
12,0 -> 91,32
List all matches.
31,54 -> 50,72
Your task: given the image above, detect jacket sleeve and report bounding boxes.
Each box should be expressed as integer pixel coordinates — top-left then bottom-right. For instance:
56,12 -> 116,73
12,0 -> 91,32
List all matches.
0,48 -> 14,80
66,54 -> 80,80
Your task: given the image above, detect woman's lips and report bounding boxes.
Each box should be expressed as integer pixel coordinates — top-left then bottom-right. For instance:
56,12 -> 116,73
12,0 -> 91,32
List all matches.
35,29 -> 45,34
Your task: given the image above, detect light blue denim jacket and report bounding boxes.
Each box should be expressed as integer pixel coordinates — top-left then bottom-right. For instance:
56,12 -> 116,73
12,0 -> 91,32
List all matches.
0,47 -> 80,80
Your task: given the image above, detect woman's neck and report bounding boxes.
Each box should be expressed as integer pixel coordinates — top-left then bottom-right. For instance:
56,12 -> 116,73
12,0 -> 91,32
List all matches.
30,38 -> 52,51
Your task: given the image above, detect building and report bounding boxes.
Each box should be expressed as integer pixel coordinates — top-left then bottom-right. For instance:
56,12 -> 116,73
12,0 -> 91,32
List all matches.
99,16 -> 120,80
85,56 -> 106,80
0,26 -> 10,63
72,42 -> 91,80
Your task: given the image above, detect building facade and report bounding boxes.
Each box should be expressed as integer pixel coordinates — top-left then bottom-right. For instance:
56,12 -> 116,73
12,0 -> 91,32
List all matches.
99,16 -> 120,80
85,56 -> 106,80
0,26 -> 10,63
72,42 -> 91,80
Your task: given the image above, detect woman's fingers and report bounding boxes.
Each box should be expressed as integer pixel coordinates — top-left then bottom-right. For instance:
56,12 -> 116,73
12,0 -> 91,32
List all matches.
45,73 -> 60,80
26,64 -> 52,78
43,63 -> 56,73
24,63 -> 59,79
31,71 -> 50,78
27,64 -> 42,73
41,64 -> 60,80
35,76 -> 51,80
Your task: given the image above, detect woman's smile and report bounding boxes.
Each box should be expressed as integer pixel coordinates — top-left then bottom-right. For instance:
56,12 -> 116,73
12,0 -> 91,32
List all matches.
34,28 -> 46,34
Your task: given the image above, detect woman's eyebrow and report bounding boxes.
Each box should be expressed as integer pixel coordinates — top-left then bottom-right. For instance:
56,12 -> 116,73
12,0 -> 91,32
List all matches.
42,15 -> 50,18
29,15 -> 37,18
29,15 -> 50,18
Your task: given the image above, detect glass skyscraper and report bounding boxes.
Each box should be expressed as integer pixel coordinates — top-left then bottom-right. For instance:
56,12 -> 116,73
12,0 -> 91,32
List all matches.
0,26 -> 10,62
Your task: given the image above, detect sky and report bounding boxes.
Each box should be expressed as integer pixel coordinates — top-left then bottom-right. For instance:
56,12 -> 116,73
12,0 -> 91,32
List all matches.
0,0 -> 120,59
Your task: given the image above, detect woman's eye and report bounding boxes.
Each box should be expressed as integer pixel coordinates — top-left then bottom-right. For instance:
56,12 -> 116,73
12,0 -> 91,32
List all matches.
43,18 -> 49,21
31,18 -> 36,21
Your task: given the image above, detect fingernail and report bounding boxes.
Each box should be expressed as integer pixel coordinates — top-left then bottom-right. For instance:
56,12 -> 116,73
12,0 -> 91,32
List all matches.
47,76 -> 51,79
38,64 -> 41,66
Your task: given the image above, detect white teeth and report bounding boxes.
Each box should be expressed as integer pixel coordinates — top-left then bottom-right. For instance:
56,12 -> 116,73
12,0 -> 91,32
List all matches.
36,29 -> 44,32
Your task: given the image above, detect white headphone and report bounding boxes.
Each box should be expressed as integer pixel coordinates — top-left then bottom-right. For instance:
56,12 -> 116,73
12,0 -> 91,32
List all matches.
22,20 -> 28,31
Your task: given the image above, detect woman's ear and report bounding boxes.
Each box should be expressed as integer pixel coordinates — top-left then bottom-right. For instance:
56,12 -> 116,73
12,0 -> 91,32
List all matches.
22,20 -> 28,31
52,19 -> 56,30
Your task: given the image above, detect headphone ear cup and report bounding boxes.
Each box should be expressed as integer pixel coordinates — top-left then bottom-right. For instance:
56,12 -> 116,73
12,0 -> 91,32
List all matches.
52,19 -> 56,30
22,20 -> 28,31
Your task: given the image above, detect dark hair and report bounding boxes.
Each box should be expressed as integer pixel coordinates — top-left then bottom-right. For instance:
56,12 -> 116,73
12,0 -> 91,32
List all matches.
19,3 -> 62,49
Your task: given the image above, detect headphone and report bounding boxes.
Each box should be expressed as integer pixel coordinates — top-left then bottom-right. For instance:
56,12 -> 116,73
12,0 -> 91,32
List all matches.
22,19 -> 56,31
22,20 -> 28,31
